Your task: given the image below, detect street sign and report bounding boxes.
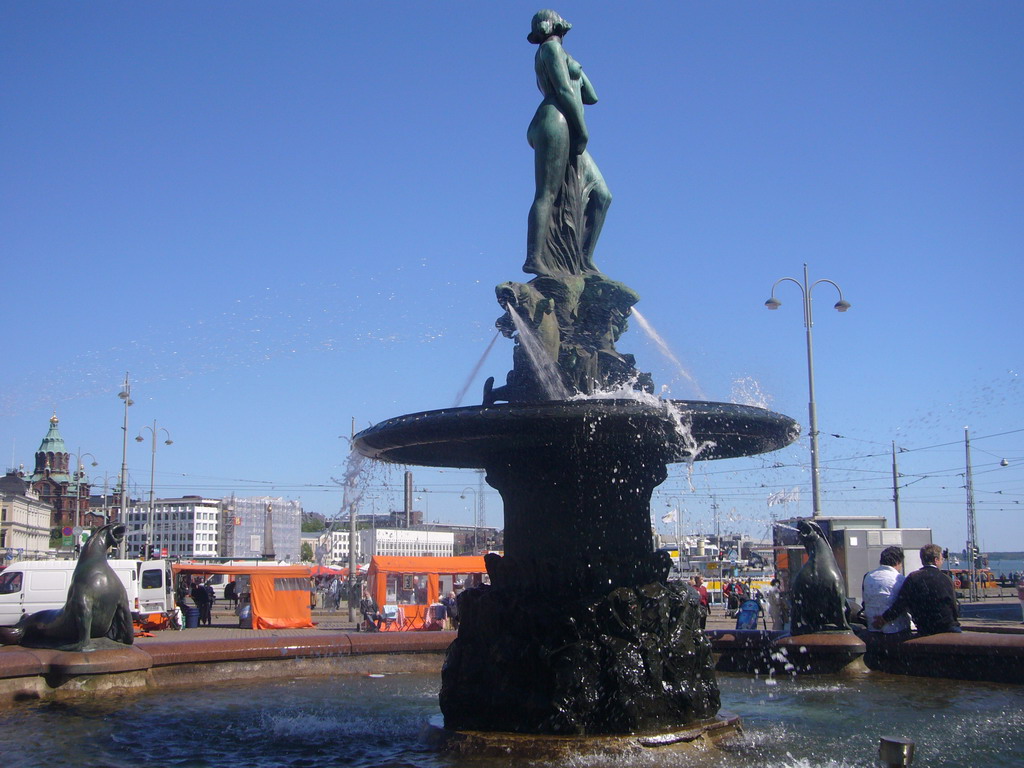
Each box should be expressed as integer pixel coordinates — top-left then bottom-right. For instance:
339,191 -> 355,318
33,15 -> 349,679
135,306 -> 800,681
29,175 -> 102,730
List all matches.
73,526 -> 84,537
62,526 -> 73,537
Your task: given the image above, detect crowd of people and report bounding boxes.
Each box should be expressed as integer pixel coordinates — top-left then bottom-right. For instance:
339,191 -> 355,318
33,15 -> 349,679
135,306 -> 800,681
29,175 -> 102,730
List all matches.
687,540 -> 1002,637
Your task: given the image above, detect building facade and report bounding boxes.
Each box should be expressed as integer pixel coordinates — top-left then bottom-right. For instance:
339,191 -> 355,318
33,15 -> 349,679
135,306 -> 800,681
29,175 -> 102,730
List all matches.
0,471 -> 52,558
125,496 -> 222,559
360,528 -> 454,559
220,496 -> 302,563
315,528 -> 364,565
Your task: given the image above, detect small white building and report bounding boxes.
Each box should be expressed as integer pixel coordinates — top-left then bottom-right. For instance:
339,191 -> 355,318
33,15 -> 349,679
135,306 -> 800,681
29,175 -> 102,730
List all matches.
125,496 -> 222,559
312,529 -> 363,565
360,527 -> 454,559
0,471 -> 52,558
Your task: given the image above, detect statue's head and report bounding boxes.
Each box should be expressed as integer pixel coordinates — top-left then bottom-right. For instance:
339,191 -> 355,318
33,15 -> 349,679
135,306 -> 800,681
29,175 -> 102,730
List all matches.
528,9 -> 571,44
796,519 -> 825,546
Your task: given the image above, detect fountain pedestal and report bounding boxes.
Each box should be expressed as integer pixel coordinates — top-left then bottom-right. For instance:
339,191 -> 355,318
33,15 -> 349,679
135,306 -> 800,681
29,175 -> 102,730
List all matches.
354,398 -> 798,735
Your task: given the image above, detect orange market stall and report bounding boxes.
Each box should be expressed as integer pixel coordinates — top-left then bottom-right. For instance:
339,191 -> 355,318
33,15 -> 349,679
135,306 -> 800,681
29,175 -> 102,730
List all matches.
172,563 -> 314,629
366,555 -> 487,630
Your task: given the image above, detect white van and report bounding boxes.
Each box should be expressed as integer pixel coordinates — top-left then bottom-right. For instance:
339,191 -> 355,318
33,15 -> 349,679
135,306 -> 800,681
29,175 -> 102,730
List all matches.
0,559 -> 172,626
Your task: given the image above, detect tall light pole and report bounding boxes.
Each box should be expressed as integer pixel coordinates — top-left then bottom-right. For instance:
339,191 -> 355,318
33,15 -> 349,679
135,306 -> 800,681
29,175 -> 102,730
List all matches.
460,487 -> 478,553
117,373 -> 134,558
136,420 -> 172,558
765,264 -> 851,518
70,449 -> 98,539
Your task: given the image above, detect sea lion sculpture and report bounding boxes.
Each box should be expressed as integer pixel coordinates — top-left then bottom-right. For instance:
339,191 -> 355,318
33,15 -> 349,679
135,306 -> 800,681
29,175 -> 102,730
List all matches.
0,523 -> 134,650
790,519 -> 852,634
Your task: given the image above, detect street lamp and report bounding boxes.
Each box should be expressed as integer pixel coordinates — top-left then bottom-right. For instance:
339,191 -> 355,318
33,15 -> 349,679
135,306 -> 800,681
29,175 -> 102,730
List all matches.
70,449 -> 98,532
136,420 -> 172,558
765,264 -> 850,518
116,373 -> 134,557
460,487 -> 478,553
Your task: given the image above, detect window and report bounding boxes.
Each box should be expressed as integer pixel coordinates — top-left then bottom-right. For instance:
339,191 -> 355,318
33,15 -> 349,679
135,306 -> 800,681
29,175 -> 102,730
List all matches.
141,569 -> 163,589
0,571 -> 23,594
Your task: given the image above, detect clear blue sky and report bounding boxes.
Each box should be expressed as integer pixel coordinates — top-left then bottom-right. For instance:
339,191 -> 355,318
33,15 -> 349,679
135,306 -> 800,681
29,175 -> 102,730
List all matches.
2,3 -> 1021,553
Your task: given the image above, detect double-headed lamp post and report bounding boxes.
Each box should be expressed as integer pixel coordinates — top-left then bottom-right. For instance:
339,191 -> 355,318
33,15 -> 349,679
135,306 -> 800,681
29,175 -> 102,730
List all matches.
117,373 -> 134,558
765,264 -> 850,518
460,487 -> 478,553
136,420 -> 172,558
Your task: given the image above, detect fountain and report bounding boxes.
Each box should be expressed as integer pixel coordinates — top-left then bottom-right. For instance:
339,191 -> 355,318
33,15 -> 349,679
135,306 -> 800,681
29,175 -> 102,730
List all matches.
353,9 -> 799,750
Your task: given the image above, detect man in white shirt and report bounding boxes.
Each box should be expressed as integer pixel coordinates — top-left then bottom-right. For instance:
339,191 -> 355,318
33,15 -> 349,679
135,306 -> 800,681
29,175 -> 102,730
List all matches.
863,546 -> 911,635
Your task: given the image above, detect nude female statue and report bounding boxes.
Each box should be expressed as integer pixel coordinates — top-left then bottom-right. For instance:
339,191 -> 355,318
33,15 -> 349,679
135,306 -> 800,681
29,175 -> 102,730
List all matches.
524,10 -> 612,278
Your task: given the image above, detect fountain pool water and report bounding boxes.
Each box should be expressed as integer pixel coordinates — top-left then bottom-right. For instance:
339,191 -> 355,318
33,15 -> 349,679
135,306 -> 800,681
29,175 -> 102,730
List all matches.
0,671 -> 1021,767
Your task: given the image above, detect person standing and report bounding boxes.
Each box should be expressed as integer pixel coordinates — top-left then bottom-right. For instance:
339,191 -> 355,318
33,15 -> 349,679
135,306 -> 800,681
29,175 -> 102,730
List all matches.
863,546 -> 911,636
762,578 -> 788,631
203,581 -> 215,626
692,576 -> 710,630
882,544 -> 961,635
191,579 -> 211,627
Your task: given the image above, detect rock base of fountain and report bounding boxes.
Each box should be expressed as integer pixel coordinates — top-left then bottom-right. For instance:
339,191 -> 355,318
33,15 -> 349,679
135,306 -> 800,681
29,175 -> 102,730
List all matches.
425,711 -> 742,758
440,579 -> 720,735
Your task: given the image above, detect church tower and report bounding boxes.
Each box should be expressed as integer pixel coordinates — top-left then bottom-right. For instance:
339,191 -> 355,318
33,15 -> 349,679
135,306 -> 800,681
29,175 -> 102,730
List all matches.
29,414 -> 95,530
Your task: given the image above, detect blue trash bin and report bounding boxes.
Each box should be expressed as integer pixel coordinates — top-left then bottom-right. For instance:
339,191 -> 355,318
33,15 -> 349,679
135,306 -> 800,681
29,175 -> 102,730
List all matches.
183,605 -> 200,629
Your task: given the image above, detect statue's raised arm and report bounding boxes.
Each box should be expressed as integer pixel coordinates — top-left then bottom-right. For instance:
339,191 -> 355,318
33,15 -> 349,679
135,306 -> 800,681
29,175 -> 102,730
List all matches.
524,10 -> 611,278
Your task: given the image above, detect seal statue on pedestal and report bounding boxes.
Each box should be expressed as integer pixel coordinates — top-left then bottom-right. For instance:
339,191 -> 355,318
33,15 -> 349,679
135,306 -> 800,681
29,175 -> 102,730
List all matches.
0,523 -> 134,650
790,519 -> 852,635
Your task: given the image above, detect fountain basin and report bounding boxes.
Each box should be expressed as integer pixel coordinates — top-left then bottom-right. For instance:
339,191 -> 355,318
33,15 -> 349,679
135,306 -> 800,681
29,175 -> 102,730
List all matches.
353,399 -> 799,468
709,630 -> 867,675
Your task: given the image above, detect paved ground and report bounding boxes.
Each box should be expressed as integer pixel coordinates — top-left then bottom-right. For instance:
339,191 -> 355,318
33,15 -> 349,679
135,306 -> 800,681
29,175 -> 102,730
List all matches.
136,596 -> 1024,644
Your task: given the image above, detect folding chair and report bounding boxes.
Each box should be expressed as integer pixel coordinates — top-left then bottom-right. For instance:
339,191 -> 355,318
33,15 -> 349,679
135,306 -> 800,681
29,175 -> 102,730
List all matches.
381,604 -> 400,631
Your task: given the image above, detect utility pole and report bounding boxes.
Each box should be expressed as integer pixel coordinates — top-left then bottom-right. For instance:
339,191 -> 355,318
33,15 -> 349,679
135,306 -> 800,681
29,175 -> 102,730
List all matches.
348,417 -> 359,624
404,471 -> 413,528
891,441 -> 901,529
964,428 -> 980,602
477,469 -> 487,549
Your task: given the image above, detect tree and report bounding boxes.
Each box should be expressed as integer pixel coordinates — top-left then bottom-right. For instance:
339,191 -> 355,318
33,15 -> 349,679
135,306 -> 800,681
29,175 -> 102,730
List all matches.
301,542 -> 313,562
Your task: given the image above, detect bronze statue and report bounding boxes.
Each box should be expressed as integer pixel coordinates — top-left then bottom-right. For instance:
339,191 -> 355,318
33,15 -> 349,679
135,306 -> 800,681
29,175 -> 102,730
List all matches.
524,9 -> 611,277
790,519 -> 852,635
0,523 -> 134,650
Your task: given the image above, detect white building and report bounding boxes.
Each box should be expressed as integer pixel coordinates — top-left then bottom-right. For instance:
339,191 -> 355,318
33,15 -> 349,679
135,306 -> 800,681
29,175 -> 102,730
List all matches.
360,527 -> 454,559
125,496 -> 222,559
324,528 -> 362,565
0,471 -> 52,558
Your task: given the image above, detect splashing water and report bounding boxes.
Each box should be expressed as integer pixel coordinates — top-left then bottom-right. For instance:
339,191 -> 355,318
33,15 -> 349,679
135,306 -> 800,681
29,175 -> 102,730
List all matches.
575,377 -> 717,470
452,331 -> 500,407
630,308 -> 706,400
324,443 -> 371,560
731,376 -> 773,409
508,307 -> 570,400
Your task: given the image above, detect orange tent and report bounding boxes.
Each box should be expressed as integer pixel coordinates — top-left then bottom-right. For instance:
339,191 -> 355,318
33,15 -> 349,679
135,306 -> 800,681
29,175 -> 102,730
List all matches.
366,555 -> 487,625
172,563 -> 314,630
